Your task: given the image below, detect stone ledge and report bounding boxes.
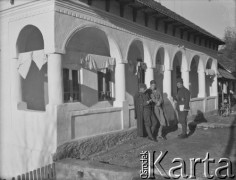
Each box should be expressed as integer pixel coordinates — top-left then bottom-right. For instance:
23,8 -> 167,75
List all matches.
53,128 -> 137,161
71,107 -> 122,116
197,122 -> 236,129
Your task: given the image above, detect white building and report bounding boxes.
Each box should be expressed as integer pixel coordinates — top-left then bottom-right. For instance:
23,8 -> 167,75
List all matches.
0,0 -> 224,177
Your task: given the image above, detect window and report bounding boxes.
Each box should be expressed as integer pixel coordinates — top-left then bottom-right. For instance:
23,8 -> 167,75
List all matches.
63,68 -> 80,103
98,69 -> 112,101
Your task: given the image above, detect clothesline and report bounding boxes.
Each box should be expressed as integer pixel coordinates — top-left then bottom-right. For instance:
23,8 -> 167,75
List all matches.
18,49 -> 47,79
64,51 -> 116,73
17,50 -> 116,79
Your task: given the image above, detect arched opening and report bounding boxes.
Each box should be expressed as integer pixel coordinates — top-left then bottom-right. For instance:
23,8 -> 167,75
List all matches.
189,56 -> 199,98
125,40 -> 144,105
16,25 -> 48,111
171,51 -> 182,96
65,27 -> 114,107
154,47 -> 164,93
205,59 -> 214,96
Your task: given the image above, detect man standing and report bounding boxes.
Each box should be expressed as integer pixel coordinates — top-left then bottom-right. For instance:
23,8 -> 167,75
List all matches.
148,80 -> 167,139
174,78 -> 191,139
134,83 -> 157,141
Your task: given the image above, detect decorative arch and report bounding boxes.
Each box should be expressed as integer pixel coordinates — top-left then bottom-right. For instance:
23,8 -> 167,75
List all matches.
10,20 -> 53,59
125,38 -> 152,67
16,24 -> 44,54
206,57 -> 213,69
154,46 -> 166,67
153,46 -> 167,93
66,26 -> 110,56
171,49 -> 189,71
205,57 -> 216,97
62,25 -> 123,106
170,50 -> 189,96
125,38 -> 146,105
63,24 -> 122,63
189,55 -> 201,98
189,54 -> 204,72
125,38 -> 144,60
16,24 -> 48,111
205,56 -> 218,71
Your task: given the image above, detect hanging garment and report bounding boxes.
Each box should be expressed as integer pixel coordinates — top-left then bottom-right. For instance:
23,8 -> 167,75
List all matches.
64,51 -> 115,72
206,69 -> 215,76
32,50 -> 47,70
17,51 -> 33,79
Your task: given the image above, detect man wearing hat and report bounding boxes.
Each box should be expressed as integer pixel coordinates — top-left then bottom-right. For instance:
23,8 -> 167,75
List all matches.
174,77 -> 191,138
134,83 -> 157,141
148,80 -> 168,139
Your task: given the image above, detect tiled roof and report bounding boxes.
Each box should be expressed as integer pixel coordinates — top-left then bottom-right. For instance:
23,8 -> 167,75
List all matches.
136,0 -> 224,44
218,55 -> 236,73
218,68 -> 236,80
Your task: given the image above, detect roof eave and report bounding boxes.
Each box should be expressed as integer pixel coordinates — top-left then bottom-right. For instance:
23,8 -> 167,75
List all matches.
135,0 -> 225,44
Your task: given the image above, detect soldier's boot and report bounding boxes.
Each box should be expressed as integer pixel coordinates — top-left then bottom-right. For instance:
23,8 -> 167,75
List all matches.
145,126 -> 157,142
178,122 -> 188,139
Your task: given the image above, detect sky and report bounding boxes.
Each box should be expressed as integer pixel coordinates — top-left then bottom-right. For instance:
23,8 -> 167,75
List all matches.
157,0 -> 236,40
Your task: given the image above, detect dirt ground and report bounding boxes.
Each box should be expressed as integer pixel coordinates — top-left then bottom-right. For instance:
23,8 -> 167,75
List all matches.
90,115 -> 236,179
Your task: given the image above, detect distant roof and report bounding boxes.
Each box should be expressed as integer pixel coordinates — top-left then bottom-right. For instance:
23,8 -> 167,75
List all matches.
218,55 -> 236,73
135,0 -> 224,44
218,68 -> 236,80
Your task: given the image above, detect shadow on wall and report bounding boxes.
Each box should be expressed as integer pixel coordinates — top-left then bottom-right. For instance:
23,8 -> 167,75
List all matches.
154,72 -> 163,94
125,65 -> 139,106
206,75 -> 214,97
162,93 -> 179,137
80,84 -> 113,107
125,41 -> 143,106
22,61 -> 48,111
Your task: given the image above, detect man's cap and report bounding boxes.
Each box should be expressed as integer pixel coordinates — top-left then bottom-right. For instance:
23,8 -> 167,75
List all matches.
176,78 -> 183,84
150,80 -> 156,85
139,83 -> 147,89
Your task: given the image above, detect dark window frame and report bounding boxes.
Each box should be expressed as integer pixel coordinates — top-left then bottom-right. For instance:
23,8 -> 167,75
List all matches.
97,68 -> 112,101
63,68 -> 81,103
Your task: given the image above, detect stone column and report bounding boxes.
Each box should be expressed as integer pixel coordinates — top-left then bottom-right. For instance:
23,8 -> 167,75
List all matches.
212,72 -> 218,110
145,67 -> 154,88
211,73 -> 218,96
181,69 -> 190,90
163,68 -> 172,98
47,53 -> 63,105
198,70 -> 206,98
114,62 -> 129,129
11,57 -> 24,108
114,62 -> 126,107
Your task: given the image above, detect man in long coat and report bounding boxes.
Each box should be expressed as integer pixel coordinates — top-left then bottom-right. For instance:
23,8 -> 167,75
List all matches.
174,78 -> 191,138
148,80 -> 168,139
134,83 -> 157,141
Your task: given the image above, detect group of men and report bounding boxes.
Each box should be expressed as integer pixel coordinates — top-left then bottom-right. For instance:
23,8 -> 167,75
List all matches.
134,78 -> 191,141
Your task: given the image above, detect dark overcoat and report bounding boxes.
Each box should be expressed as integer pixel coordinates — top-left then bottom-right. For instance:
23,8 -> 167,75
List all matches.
134,91 -> 151,137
